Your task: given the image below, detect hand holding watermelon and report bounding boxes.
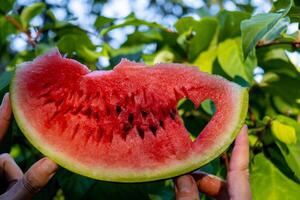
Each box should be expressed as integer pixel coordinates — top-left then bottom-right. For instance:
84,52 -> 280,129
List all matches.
0,93 -> 58,200
174,125 -> 251,200
1,93 -> 250,200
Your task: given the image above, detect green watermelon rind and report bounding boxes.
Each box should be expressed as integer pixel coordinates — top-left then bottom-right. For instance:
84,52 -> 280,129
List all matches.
10,74 -> 248,182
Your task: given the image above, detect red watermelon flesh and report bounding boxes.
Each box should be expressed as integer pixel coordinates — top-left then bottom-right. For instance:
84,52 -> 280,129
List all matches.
10,49 -> 248,182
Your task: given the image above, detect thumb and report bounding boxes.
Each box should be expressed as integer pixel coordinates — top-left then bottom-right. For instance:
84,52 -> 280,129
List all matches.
0,158 -> 58,200
174,175 -> 200,200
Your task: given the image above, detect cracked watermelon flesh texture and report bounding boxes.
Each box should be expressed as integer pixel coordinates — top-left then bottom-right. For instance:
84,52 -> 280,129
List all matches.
10,49 -> 248,182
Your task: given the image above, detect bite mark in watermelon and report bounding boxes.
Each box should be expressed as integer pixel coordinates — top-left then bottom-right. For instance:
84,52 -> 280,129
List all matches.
10,49 -> 248,182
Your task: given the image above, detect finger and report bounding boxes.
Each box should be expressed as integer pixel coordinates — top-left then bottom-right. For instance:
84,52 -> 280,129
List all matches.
227,125 -> 251,200
191,171 -> 229,200
229,125 -> 249,171
174,175 -> 200,200
0,93 -> 12,141
0,153 -> 23,185
0,158 -> 58,200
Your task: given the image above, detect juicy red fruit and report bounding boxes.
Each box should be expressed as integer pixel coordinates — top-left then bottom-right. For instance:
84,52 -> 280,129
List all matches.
11,49 -> 248,182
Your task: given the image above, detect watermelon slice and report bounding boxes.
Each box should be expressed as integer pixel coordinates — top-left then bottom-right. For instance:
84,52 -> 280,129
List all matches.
10,49 -> 248,182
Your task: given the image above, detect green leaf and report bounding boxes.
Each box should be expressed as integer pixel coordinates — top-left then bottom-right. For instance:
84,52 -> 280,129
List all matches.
217,38 -> 257,83
100,17 -> 166,36
108,45 -> 144,67
262,17 -> 290,41
236,3 -> 255,13
271,119 -> 297,144
57,170 -> 95,200
0,16 -> 16,47
241,0 -> 292,59
153,49 -> 175,64
200,99 -> 216,116
175,17 -> 196,34
34,178 -> 59,200
271,0 -> 293,13
257,47 -> 300,78
273,115 -> 300,181
0,71 -> 13,91
288,6 -> 300,22
261,73 -> 300,108
241,13 -> 288,59
0,0 -> 15,13
217,10 -> 250,41
20,2 -> 46,29
250,153 -> 300,200
85,180 -> 174,200
55,25 -> 99,64
176,17 -> 218,61
94,16 -> 114,29
193,46 -> 217,73
265,144 -> 298,182
273,0 -> 299,23
54,25 -> 95,49
272,95 -> 299,115
57,35 -> 99,63
123,30 -> 163,46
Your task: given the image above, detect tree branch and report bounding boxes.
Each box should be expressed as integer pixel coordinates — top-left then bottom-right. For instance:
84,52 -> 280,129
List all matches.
4,15 -> 24,31
256,41 -> 300,49
4,14 -> 37,47
221,152 -> 229,170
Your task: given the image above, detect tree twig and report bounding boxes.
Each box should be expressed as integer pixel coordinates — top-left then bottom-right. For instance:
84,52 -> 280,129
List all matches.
4,14 -> 37,47
221,152 -> 229,171
256,41 -> 300,49
4,15 -> 24,31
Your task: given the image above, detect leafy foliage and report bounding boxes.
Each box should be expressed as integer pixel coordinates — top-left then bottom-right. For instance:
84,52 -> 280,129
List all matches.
0,0 -> 300,199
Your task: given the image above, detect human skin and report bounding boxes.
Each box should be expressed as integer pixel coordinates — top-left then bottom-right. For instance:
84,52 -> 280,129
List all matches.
174,125 -> 251,200
0,93 -> 251,199
0,93 -> 58,200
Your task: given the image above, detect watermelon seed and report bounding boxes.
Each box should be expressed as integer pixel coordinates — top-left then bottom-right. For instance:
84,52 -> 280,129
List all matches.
96,127 -> 103,144
116,105 -> 122,114
62,106 -> 72,115
71,124 -> 80,140
71,104 -> 84,115
93,112 -> 100,121
128,113 -> 134,124
43,98 -> 55,106
123,123 -> 132,132
78,90 -> 84,97
38,89 -> 52,98
82,107 -> 93,118
149,125 -> 157,135
85,93 -> 91,101
106,107 -> 111,116
169,108 -> 176,120
159,120 -> 164,128
137,127 -> 144,139
55,98 -> 64,107
141,110 -> 148,118
49,111 -> 60,121
84,133 -> 92,146
41,82 -> 52,90
94,92 -> 100,99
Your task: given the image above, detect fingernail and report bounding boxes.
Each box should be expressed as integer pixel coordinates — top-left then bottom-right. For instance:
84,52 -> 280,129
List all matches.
41,158 -> 58,174
176,176 -> 193,193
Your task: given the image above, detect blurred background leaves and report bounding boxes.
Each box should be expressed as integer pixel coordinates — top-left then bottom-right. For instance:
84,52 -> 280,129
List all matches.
0,0 -> 300,199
